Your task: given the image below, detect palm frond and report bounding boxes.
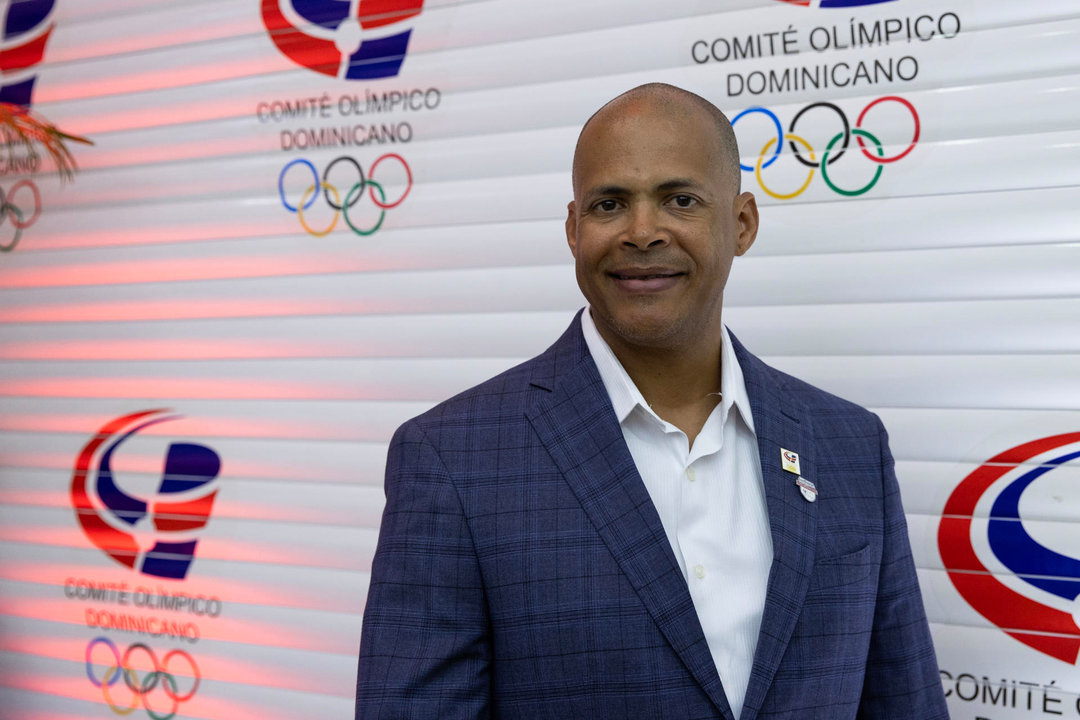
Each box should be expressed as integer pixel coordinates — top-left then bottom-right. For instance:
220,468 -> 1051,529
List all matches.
0,102 -> 93,182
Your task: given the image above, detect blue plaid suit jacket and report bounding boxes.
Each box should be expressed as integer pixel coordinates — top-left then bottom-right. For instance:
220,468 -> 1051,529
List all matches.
357,314 -> 948,720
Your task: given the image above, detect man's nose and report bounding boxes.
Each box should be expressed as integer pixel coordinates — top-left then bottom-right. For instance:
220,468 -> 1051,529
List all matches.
623,204 -> 668,250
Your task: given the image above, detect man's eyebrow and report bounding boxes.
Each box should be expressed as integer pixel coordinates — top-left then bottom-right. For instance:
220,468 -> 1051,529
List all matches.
586,179 -> 702,198
655,178 -> 700,192
586,184 -> 631,198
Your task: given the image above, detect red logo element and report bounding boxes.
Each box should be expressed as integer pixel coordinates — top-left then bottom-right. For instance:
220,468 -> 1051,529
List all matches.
939,433 -> 1080,663
261,0 -> 423,80
72,410 -> 221,580
0,0 -> 55,105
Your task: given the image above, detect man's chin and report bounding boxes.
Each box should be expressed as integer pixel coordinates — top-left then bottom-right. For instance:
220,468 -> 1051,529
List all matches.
595,312 -> 687,351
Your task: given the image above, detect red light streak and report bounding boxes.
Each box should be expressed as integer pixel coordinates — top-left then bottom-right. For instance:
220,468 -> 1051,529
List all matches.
38,57 -> 274,106
0,298 -> 352,323
0,377 -> 420,401
0,525 -> 375,572
1,254 -> 366,289
1,561 -> 370,613
0,412 -> 370,442
0,339 -> 355,361
0,597 -> 350,653
1,448 -> 386,485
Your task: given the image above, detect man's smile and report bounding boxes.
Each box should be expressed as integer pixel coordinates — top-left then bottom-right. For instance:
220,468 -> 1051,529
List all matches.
608,267 -> 685,292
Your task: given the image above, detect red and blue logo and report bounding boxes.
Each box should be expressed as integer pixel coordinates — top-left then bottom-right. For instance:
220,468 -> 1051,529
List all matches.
261,0 -> 424,80
774,0 -> 896,7
939,433 -> 1080,663
0,0 -> 55,106
71,410 -> 221,581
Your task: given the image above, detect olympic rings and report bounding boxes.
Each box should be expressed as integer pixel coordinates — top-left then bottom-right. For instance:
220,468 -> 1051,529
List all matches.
122,643 -> 161,695
367,153 -> 411,209
0,178 -> 42,252
101,666 -> 140,715
730,95 -> 919,199
788,102 -> 849,167
87,636 -> 122,687
140,672 -> 180,720
278,159 -> 317,212
85,638 -> 200,719
160,648 -> 201,702
344,180 -> 386,236
731,107 -> 782,171
322,156 -> 364,210
821,129 -> 884,197
298,182 -> 342,237
278,154 -> 411,237
756,134 -> 815,201
856,95 -> 920,163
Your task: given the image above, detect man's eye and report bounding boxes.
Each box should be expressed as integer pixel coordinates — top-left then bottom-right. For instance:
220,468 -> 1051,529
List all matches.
671,195 -> 696,208
595,199 -> 619,212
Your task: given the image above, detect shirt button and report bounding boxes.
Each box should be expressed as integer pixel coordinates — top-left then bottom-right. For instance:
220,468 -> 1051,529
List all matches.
686,467 -> 696,482
693,564 -> 706,579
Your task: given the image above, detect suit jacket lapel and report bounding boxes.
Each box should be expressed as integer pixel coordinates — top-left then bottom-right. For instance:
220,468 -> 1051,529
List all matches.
731,335 -> 818,720
525,316 -> 736,720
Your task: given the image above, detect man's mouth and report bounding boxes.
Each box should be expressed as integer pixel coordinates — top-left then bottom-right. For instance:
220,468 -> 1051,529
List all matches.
608,269 -> 684,292
609,268 -> 683,280
612,272 -> 679,280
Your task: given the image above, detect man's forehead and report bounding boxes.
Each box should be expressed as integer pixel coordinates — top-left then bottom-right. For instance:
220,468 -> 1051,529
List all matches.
584,91 -> 714,139
572,86 -> 740,196
575,103 -> 724,189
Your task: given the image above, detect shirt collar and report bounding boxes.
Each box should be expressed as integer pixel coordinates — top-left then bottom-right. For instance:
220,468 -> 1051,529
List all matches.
580,307 -> 756,434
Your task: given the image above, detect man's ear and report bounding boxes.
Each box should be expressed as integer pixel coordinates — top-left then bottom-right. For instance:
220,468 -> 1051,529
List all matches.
565,201 -> 578,258
733,191 -> 759,257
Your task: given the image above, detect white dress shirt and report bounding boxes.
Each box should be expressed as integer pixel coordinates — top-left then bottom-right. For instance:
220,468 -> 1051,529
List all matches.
581,309 -> 773,720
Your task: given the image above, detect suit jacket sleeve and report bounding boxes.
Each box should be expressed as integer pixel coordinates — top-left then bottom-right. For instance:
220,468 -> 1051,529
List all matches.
356,419 -> 491,720
857,418 -> 948,719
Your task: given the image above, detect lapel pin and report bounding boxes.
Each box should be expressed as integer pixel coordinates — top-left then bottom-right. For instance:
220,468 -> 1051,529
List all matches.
796,476 -> 818,503
780,448 -> 801,475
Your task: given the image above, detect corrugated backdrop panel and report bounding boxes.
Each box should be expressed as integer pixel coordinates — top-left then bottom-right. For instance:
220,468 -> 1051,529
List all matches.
1,0 -> 1078,718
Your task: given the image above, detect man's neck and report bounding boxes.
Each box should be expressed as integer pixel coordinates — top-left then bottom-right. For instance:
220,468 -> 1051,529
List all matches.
603,330 -> 724,448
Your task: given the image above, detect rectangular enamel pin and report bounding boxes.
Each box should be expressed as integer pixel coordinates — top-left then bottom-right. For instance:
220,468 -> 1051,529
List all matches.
780,448 -> 801,475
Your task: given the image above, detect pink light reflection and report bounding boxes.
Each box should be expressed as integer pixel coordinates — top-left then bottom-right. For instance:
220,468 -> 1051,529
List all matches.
29,220 -> 264,252
2,450 -> 367,484
78,135 -> 268,171
0,525 -> 366,572
0,597 -> 337,652
0,412 -> 354,441
0,298 -> 358,323
0,483 -> 358,525
1,561 -> 365,613
0,377 -> 365,400
0,339 -> 353,361
41,62 -> 269,132
2,254 -> 373,289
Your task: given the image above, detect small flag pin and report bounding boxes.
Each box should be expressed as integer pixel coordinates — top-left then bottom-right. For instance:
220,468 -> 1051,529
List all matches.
796,476 -> 818,503
781,448 -> 801,475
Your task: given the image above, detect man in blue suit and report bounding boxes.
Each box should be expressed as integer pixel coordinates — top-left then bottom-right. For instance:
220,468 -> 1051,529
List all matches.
356,84 -> 948,719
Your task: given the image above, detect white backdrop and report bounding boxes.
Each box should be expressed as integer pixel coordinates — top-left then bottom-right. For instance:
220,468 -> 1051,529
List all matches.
1,1 -> 1079,718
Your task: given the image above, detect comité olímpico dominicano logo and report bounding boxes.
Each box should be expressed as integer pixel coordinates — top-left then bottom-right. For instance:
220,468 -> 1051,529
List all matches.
262,0 -> 424,80
72,411 -> 222,580
0,0 -> 55,252
939,433 -> 1080,663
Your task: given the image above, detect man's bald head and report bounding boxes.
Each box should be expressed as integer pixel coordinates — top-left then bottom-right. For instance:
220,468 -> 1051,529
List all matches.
571,83 -> 742,196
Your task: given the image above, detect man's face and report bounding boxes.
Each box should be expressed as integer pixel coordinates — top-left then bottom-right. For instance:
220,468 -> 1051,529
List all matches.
566,98 -> 758,354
